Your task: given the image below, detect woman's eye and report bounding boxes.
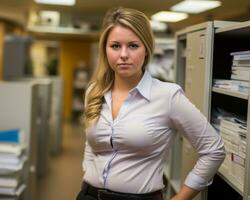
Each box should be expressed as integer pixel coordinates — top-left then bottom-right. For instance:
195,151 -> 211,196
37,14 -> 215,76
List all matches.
111,44 -> 120,49
129,44 -> 139,49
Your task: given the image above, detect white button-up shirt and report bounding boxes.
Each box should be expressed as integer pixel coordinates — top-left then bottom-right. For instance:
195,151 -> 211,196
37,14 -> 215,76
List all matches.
83,71 -> 225,194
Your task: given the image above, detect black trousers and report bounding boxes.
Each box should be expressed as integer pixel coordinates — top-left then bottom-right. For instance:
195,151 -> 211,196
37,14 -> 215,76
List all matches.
76,189 -> 96,200
76,182 -> 163,200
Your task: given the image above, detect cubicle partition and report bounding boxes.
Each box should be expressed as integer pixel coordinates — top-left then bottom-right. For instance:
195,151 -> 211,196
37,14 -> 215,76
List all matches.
0,81 -> 38,200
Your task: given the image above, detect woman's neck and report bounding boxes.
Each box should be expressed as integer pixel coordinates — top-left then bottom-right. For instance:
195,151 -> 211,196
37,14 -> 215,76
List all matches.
113,72 -> 143,92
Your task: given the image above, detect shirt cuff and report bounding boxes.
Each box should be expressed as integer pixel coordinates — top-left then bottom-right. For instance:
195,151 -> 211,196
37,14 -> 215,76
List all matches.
184,172 -> 213,191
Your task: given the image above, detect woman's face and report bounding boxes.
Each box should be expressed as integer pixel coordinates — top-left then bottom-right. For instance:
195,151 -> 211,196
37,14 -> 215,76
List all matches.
106,25 -> 147,80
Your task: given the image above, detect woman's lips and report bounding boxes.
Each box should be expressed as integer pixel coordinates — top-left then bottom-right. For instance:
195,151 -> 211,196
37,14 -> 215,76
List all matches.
118,63 -> 132,68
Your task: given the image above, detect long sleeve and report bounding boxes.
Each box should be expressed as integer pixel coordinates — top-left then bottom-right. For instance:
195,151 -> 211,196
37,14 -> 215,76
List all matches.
82,84 -> 95,173
169,87 -> 225,190
82,140 -> 95,172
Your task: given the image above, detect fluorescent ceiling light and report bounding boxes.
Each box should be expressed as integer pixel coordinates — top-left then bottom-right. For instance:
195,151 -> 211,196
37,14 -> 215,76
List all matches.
34,0 -> 75,6
171,0 -> 221,14
151,11 -> 188,22
150,20 -> 168,32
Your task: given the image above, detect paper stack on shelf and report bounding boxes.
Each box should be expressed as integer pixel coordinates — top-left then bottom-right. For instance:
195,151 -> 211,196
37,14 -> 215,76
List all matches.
0,129 -> 27,200
72,64 -> 89,123
231,67 -> 250,81
230,50 -> 250,81
213,79 -> 249,95
211,107 -> 236,132
219,117 -> 246,184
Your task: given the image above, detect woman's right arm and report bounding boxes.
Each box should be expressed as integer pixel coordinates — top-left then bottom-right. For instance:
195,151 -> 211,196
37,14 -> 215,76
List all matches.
82,141 -> 94,172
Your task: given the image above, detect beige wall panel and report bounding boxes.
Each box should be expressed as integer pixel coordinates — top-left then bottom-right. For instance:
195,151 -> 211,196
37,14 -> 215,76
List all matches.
185,29 -> 206,111
182,29 -> 207,200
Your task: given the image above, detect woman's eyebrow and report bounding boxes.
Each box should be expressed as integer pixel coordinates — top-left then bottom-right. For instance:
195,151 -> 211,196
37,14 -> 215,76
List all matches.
128,41 -> 140,43
107,41 -> 120,43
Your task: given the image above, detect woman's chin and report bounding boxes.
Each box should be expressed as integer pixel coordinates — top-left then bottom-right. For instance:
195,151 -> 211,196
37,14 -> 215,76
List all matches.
116,70 -> 132,77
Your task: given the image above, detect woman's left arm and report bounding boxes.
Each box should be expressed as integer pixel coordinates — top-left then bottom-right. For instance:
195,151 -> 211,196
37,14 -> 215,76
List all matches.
168,87 -> 226,198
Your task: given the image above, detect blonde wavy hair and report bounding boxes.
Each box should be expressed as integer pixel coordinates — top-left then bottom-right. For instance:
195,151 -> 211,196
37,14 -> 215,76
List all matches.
85,7 -> 155,127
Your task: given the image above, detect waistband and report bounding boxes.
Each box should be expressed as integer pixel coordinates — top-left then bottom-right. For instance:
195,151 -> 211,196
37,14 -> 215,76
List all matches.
82,181 -> 163,200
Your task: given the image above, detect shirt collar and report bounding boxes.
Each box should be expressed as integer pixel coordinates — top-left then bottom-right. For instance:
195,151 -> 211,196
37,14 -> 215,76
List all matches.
104,90 -> 112,109
104,70 -> 153,104
133,70 -> 152,102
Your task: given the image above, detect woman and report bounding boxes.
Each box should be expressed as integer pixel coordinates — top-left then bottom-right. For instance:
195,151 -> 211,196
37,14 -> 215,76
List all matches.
76,7 -> 225,200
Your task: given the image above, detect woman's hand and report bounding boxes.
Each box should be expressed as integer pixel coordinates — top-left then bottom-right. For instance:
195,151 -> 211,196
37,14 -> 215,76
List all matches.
167,185 -> 199,200
168,193 -> 183,200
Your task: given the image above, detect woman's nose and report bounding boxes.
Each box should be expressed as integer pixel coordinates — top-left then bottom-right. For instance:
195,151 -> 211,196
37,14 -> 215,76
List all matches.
120,47 -> 128,60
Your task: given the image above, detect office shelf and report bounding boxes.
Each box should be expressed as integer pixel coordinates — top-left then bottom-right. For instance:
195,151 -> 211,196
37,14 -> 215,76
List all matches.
175,21 -> 242,200
218,167 -> 243,196
209,20 -> 250,200
72,63 -> 89,122
212,87 -> 248,100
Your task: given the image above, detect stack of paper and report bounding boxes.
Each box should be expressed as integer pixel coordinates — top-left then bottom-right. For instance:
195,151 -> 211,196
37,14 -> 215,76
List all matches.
210,107 -> 245,132
219,117 -> 246,184
0,129 -> 27,199
213,79 -> 249,94
230,50 -> 250,81
213,51 -> 250,95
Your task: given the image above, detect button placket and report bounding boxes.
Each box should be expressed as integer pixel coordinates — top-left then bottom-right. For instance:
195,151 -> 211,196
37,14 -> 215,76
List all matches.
102,121 -> 118,188
110,124 -> 114,148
